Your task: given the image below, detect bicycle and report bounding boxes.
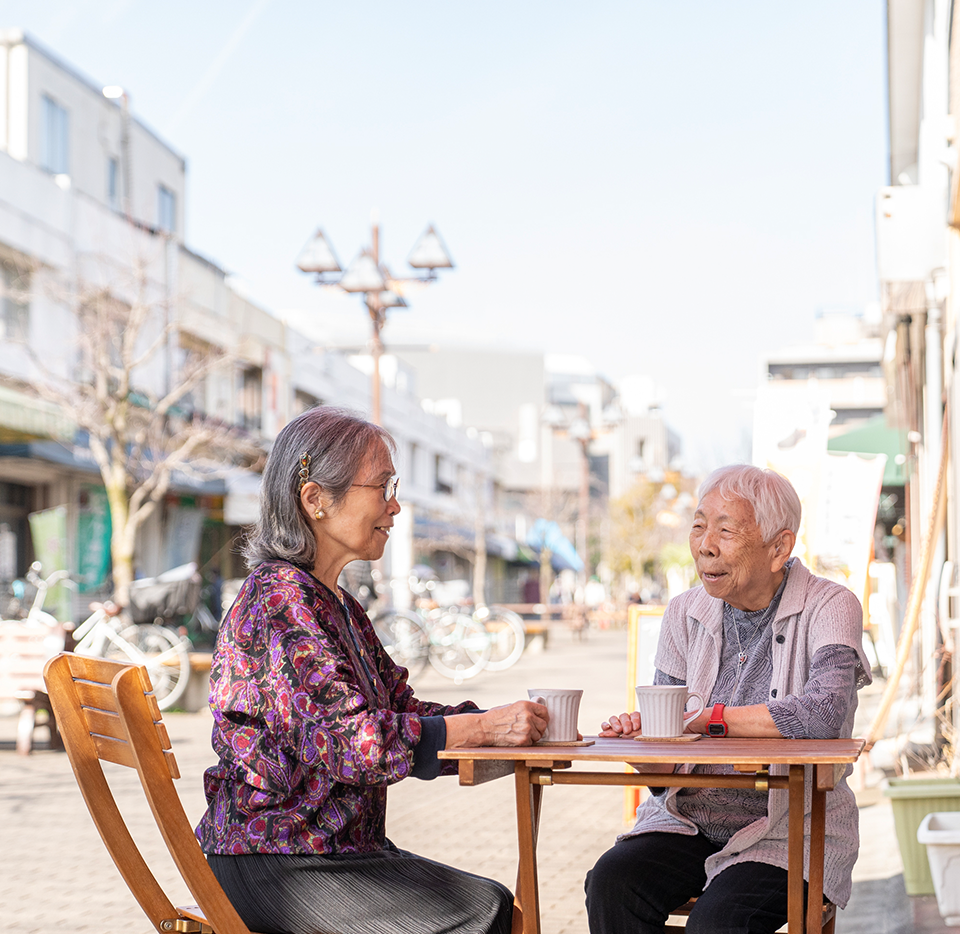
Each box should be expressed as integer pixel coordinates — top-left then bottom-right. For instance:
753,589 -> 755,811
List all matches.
372,604 -> 491,683
472,604 -> 526,672
71,600 -> 191,711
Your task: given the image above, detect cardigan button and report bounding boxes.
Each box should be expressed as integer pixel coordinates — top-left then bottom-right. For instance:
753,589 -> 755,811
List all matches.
771,688 -> 778,698
775,634 -> 785,644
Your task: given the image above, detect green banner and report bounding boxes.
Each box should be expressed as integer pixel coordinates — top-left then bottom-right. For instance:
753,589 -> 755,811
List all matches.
28,505 -> 70,621
76,486 -> 112,592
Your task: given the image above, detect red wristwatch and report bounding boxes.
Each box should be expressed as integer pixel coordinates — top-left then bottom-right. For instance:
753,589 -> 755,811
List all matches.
707,703 -> 728,737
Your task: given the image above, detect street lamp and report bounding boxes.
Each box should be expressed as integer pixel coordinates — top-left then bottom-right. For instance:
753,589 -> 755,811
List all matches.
296,217 -> 454,424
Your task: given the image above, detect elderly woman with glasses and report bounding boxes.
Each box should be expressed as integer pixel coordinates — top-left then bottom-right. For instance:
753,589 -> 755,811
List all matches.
585,465 -> 872,934
196,406 -> 547,934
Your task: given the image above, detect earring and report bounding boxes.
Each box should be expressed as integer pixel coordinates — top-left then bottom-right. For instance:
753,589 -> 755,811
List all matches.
315,507 -> 325,520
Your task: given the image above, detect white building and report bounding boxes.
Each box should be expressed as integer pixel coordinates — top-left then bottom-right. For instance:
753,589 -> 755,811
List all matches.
0,30 -> 496,610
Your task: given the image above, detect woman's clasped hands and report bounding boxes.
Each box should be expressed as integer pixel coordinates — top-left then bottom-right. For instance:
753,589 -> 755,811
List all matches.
599,711 -> 642,738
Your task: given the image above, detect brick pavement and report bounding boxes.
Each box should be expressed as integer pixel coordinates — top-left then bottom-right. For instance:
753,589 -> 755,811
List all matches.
0,623 -> 953,934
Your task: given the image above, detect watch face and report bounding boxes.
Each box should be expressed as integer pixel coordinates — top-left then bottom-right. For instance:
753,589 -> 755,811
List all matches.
708,723 -> 726,736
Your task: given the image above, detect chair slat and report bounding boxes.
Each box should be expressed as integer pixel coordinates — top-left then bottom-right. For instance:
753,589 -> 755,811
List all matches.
74,678 -> 119,713
92,731 -> 138,769
67,654 -> 130,684
83,706 -> 126,742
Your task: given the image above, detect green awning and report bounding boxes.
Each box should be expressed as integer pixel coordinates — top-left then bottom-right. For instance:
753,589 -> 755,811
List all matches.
0,386 -> 74,442
827,416 -> 907,486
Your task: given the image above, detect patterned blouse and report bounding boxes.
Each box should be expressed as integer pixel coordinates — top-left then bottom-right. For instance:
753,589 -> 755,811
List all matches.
195,560 -> 478,856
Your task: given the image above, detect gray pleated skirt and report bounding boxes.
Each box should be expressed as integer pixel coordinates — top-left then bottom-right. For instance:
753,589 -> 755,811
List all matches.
208,842 -> 513,934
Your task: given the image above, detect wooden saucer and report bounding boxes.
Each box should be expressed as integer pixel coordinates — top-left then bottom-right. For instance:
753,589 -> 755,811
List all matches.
634,733 -> 701,743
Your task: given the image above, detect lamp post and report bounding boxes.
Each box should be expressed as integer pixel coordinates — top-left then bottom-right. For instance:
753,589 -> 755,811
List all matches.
296,217 -> 454,424
542,401 -> 621,588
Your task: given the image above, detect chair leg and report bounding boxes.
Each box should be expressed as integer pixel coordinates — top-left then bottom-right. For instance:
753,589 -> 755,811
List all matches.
16,700 -> 37,755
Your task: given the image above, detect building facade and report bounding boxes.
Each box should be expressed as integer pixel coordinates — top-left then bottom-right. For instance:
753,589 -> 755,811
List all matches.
0,30 -> 496,616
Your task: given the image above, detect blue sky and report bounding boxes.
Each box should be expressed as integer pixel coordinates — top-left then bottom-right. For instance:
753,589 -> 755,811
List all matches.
4,1 -> 888,468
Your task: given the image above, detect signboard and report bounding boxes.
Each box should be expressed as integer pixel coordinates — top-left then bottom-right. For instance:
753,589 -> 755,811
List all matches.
28,506 -> 69,621
624,604 -> 666,822
76,485 -> 112,592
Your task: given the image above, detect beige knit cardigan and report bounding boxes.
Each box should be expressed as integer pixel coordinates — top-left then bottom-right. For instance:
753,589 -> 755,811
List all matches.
620,560 -> 871,908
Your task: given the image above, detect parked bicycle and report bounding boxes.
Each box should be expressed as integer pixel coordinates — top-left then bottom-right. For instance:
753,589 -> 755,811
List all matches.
371,579 -> 526,683
1,563 -> 192,711
71,600 -> 192,710
372,604 -> 491,683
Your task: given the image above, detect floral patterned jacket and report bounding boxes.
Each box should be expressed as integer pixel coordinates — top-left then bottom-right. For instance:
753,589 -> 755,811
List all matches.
196,560 -> 478,855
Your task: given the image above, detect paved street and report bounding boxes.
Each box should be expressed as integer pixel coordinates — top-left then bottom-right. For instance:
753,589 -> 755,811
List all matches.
0,624 -> 954,933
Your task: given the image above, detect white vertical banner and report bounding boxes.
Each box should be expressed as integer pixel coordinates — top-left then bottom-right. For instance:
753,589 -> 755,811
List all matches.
814,452 -> 887,601
389,501 -> 414,610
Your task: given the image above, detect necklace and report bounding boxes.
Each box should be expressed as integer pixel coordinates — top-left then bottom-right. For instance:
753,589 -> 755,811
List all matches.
731,609 -> 767,668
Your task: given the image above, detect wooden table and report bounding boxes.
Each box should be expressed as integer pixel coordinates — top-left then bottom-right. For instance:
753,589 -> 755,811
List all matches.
439,735 -> 865,934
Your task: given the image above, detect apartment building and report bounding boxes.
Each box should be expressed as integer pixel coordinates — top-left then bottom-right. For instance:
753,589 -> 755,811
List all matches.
0,30 -> 496,609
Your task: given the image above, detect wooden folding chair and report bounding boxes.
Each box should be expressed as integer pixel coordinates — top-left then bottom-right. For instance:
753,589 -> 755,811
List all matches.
43,652 -> 257,934
666,895 -> 836,932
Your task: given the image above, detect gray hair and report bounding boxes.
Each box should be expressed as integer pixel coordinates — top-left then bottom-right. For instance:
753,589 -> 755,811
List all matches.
697,465 -> 801,542
242,406 -> 394,569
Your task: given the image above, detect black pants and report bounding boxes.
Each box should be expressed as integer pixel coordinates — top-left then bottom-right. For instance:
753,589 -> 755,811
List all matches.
208,842 -> 512,934
585,832 -> 807,934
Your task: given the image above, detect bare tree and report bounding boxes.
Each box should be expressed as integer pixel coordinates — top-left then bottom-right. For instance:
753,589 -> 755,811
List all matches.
604,477 -> 693,596
4,249 -> 263,605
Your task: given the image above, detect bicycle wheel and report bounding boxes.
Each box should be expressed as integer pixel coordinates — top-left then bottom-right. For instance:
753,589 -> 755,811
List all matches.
427,609 -> 491,682
108,624 -> 191,710
474,605 -> 526,672
373,610 -> 430,677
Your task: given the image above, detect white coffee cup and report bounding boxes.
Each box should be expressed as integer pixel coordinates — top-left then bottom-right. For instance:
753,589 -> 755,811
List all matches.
527,688 -> 583,743
634,685 -> 705,738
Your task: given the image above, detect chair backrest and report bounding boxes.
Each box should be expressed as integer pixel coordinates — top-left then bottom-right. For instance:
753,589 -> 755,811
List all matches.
43,652 -> 252,934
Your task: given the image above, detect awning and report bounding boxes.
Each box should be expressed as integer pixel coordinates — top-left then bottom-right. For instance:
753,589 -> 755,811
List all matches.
526,519 -> 584,573
412,516 -> 527,562
0,387 -> 74,442
0,440 -> 228,494
827,416 -> 907,486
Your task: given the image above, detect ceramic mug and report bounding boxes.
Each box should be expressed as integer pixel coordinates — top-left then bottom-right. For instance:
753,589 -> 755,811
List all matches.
634,685 -> 705,737
527,688 -> 583,743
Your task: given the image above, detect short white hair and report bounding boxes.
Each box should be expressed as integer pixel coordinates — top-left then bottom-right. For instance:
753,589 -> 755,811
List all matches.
697,465 -> 801,543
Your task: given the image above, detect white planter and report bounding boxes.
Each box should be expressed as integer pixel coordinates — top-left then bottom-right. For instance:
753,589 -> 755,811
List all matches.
918,811 -> 960,925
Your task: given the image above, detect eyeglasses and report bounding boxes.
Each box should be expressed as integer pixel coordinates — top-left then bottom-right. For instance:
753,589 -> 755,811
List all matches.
351,476 -> 400,502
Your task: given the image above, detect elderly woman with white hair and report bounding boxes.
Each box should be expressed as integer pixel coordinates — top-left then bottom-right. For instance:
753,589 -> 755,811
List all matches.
196,406 -> 548,934
585,465 -> 872,934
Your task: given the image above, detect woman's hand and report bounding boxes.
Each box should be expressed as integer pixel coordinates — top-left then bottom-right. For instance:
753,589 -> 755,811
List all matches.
445,701 -> 548,748
599,711 -> 642,737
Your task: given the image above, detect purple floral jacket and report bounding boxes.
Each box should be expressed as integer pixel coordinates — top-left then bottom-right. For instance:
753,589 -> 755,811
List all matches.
195,560 -> 477,855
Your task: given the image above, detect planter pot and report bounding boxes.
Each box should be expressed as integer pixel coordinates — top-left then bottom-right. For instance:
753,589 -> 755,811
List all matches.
918,812 -> 960,925
883,777 -> 960,895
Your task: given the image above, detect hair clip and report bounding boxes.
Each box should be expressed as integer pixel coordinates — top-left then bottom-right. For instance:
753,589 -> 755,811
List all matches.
297,451 -> 311,493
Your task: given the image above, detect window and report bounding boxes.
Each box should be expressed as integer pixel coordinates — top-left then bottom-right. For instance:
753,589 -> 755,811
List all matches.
434,454 -> 453,495
408,442 -> 418,486
107,157 -> 119,209
158,185 -> 176,233
238,367 -> 263,432
177,332 -> 214,416
40,95 -> 69,174
0,265 -> 29,341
